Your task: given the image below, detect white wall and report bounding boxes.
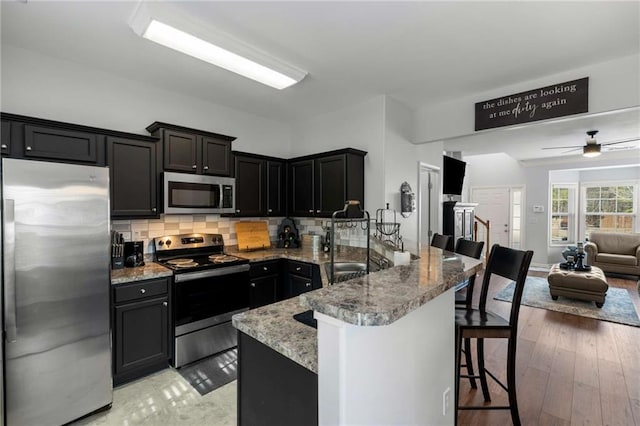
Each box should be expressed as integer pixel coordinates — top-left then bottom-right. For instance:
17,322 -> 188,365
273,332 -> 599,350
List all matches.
291,96 -> 386,217
1,45 -> 292,157
383,97 -> 419,252
414,53 -> 640,143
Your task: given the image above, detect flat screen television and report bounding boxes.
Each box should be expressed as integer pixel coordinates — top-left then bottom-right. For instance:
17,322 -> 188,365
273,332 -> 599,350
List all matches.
443,155 -> 466,195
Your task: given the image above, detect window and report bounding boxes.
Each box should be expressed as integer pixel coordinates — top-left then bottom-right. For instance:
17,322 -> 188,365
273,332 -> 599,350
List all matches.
550,184 -> 576,244
583,184 -> 636,234
511,188 -> 523,249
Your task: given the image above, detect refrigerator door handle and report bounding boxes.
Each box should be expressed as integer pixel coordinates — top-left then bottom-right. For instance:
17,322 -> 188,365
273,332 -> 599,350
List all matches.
3,198 -> 17,342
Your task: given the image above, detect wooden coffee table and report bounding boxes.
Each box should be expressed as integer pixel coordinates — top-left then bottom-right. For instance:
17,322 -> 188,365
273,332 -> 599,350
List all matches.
547,264 -> 609,308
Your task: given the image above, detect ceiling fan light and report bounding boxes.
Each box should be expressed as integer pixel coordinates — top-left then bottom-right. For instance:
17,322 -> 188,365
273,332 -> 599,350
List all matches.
583,144 -> 601,157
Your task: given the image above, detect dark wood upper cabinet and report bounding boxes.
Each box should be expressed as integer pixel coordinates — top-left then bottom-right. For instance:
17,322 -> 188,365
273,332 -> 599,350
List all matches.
163,129 -> 198,173
266,160 -> 286,216
233,152 -> 286,217
202,136 -> 231,176
234,154 -> 266,216
22,125 -> 101,164
108,136 -> 160,218
315,154 -> 347,216
289,159 -> 315,217
146,122 -> 235,176
288,149 -> 366,217
1,120 -> 10,156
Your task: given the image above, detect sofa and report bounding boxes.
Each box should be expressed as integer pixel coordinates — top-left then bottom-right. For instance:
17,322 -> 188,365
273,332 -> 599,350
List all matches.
584,232 -> 640,276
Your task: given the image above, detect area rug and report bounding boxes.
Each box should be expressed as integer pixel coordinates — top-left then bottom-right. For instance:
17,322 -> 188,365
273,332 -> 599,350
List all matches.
178,348 -> 237,396
493,276 -> 640,327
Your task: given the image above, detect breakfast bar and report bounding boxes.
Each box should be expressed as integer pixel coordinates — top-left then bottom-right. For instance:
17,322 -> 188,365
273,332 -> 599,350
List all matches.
232,245 -> 483,426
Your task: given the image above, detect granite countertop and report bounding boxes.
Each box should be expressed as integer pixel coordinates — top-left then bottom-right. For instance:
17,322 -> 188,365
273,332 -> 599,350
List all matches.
232,296 -> 319,372
110,262 -> 172,285
301,246 -> 483,326
233,245 -> 483,373
111,245 -> 372,286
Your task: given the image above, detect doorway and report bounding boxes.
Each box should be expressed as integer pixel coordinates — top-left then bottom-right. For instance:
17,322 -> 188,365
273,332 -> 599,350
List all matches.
471,186 -> 525,249
418,163 -> 441,248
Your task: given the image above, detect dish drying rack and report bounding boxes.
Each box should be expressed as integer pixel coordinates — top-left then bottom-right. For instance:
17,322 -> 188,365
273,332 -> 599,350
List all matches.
325,200 -> 371,284
374,203 -> 403,251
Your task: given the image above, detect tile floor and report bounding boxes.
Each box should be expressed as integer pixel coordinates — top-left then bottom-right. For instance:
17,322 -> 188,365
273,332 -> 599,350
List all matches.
73,368 -> 236,426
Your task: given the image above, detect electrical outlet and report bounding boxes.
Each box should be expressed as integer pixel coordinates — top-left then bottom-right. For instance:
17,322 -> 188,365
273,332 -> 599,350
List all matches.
442,387 -> 451,416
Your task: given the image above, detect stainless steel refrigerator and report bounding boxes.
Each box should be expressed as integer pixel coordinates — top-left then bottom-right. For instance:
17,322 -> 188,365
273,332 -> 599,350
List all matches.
1,158 -> 112,425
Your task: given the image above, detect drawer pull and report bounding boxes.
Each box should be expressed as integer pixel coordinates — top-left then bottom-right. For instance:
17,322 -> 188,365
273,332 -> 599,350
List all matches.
296,267 -> 301,271
26,146 -> 32,151
1,144 -> 7,149
152,207 -> 157,212
316,210 -> 320,213
250,283 -> 256,288
140,288 -> 146,294
268,209 -> 273,213
203,165 -> 209,170
192,164 -> 197,169
305,282 -> 311,288
263,266 -> 268,271
163,301 -> 168,306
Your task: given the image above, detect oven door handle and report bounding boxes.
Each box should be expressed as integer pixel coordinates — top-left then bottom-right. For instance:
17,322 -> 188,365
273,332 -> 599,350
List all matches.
174,264 -> 250,283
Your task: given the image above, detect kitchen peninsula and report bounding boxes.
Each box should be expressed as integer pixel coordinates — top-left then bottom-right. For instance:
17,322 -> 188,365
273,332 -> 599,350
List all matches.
233,245 -> 483,426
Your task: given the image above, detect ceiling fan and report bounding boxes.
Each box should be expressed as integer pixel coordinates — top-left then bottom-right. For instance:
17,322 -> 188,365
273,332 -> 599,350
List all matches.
542,130 -> 640,157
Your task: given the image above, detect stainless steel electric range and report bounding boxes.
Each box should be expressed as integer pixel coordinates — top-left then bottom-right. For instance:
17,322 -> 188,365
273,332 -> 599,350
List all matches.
154,233 -> 249,368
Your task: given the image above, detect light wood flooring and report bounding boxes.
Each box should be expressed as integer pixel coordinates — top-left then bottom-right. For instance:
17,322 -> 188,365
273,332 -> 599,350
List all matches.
457,271 -> 640,426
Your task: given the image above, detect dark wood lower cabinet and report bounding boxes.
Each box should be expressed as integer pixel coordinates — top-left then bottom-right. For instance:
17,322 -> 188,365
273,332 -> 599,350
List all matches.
285,260 -> 322,298
238,332 -> 318,426
112,278 -> 170,386
249,275 -> 278,309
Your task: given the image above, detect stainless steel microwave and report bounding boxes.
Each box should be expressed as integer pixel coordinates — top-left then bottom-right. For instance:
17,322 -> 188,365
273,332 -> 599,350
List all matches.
163,172 -> 235,214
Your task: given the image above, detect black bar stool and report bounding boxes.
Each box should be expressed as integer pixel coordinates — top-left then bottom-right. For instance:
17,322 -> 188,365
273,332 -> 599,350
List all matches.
430,233 -> 452,250
454,244 -> 533,426
453,238 -> 485,309
452,238 -> 484,391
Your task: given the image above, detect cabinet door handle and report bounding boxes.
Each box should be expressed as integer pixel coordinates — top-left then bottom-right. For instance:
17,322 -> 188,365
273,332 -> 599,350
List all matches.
140,288 -> 146,294
192,164 -> 197,169
163,301 -> 168,306
236,209 -> 240,213
152,207 -> 157,212
1,144 -> 7,149
204,166 -> 209,170
305,282 -> 311,288
26,146 -> 32,151
263,266 -> 268,271
316,210 -> 321,213
308,209 -> 314,213
296,267 -> 301,271
250,283 -> 256,288
268,209 -> 273,213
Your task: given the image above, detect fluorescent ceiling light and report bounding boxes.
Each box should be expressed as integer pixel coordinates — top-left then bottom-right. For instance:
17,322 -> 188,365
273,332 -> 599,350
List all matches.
130,5 -> 306,90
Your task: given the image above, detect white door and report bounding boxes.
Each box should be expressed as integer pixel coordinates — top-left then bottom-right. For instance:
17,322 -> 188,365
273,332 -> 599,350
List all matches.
419,165 -> 440,246
472,187 -> 511,248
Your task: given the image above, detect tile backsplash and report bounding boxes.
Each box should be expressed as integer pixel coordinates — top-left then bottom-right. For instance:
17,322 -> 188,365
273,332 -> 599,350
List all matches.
111,215 -> 372,253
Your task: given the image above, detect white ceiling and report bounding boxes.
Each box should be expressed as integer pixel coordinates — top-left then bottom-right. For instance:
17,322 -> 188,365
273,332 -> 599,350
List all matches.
1,1 -> 639,161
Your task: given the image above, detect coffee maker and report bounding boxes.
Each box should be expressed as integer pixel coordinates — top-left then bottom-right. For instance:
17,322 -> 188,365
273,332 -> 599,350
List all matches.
124,241 -> 145,267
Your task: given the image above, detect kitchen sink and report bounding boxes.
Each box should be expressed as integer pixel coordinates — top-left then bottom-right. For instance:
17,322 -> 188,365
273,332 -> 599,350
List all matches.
324,261 -> 380,283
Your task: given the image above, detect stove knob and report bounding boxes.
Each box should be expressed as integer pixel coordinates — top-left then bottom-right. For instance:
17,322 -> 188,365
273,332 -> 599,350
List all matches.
158,240 -> 164,246
165,239 -> 172,246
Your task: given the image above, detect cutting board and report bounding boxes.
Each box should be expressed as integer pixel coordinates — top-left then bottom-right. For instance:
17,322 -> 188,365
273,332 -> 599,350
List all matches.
235,221 -> 271,251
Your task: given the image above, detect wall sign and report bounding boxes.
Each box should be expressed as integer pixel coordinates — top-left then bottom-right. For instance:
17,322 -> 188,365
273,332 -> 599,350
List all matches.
475,77 -> 588,131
